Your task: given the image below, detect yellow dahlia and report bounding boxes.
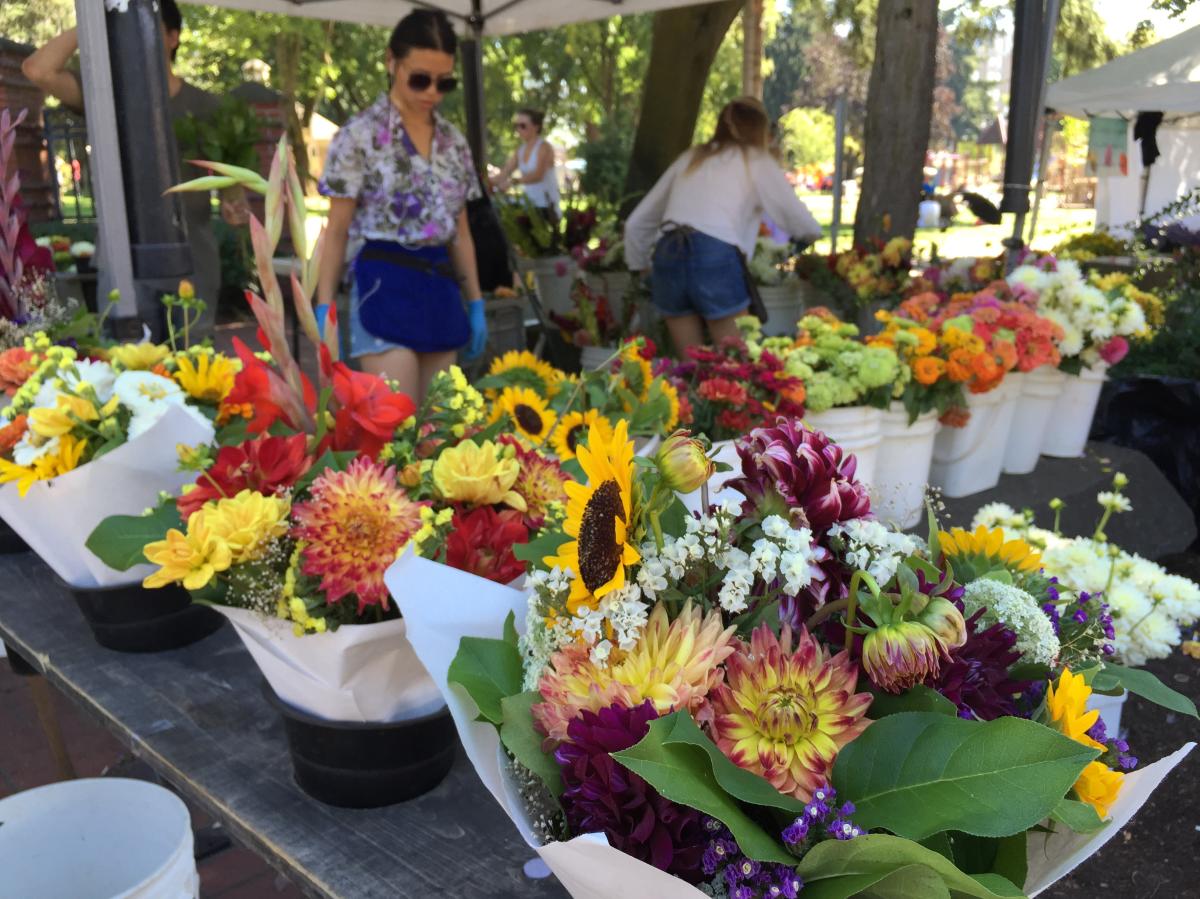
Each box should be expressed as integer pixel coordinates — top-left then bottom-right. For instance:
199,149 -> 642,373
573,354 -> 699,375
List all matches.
109,342 -> 170,371
940,525 -> 1042,575
1045,668 -> 1123,818
492,386 -> 557,443
710,625 -> 872,802
432,439 -> 525,511
174,353 -> 238,404
203,490 -> 291,564
533,601 -> 737,741
486,350 -> 562,398
544,418 -> 640,613
143,509 -> 234,590
291,457 -> 427,611
550,409 -> 615,461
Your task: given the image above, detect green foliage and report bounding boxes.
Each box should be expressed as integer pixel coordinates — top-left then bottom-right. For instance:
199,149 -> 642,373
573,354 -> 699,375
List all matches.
867,684 -> 958,718
446,631 -> 524,726
832,712 -> 1098,840
778,107 -> 837,168
578,126 -> 635,213
1091,663 -> 1199,718
173,96 -> 262,170
86,499 -> 182,571
1051,798 -> 1108,834
500,691 -> 563,798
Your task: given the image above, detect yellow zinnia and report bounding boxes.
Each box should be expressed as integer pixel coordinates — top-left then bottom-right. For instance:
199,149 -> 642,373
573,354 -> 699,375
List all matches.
492,386 -> 556,443
1045,668 -> 1123,818
143,509 -> 234,590
431,439 -> 526,511
544,418 -> 640,612
174,353 -> 238,404
109,342 -> 170,371
203,490 -> 291,564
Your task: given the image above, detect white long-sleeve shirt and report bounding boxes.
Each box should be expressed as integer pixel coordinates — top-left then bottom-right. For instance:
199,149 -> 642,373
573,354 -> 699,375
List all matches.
623,146 -> 823,271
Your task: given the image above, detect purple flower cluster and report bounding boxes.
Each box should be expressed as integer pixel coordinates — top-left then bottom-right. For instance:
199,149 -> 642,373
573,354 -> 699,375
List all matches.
781,785 -> 863,844
1044,588 -> 1117,669
1087,717 -> 1139,770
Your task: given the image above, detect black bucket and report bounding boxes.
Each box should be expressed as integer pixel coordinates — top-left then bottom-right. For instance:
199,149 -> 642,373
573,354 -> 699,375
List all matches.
263,681 -> 457,808
69,581 -> 225,653
0,518 -> 28,555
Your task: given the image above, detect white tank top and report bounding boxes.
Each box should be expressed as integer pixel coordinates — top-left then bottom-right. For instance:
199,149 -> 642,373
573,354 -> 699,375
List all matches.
518,137 -> 560,212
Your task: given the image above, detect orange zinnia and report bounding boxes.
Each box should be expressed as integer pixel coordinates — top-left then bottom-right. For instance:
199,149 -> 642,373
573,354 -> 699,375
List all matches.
946,348 -> 974,382
0,414 -> 28,455
912,356 -> 946,386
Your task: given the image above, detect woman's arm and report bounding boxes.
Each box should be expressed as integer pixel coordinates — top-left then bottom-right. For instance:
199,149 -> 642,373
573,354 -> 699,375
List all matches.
21,29 -> 84,112
316,197 -> 356,307
623,154 -> 683,272
751,153 -> 822,243
490,152 -> 519,191
450,207 -> 483,301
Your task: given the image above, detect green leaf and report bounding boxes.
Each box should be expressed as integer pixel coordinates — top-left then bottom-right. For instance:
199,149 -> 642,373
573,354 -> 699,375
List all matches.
1050,798 -> 1108,834
86,499 -> 182,571
868,685 -> 957,719
1091,663 -> 1198,719
991,834 -> 1028,891
502,610 -> 519,648
500,692 -> 562,798
446,636 -> 523,726
294,449 -> 359,495
946,831 -> 1026,886
799,864 -> 950,899
512,529 -> 571,571
833,712 -> 1098,840
612,712 -> 799,864
561,457 -> 585,482
797,834 -> 1025,899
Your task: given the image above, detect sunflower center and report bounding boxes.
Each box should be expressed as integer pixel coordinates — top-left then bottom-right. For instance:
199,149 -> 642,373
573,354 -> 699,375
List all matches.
565,423 -> 585,452
577,478 -> 625,593
514,403 -> 545,435
756,688 -> 817,743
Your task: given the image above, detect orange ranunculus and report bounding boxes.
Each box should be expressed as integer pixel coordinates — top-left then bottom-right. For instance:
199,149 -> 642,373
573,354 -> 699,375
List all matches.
0,414 -> 28,455
946,348 -> 974,382
912,356 -> 946,386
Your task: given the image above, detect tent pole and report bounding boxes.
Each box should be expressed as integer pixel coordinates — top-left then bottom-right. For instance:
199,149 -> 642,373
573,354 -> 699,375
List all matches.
830,93 -> 846,254
1026,113 -> 1054,244
462,0 -> 487,175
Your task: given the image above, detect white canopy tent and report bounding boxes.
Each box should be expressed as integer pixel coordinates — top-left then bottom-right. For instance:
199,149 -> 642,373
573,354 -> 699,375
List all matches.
1037,24 -> 1200,233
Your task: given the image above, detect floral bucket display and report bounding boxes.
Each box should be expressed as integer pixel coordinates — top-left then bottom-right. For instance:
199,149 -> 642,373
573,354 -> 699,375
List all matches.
1003,366 -> 1066,475
531,255 -> 577,318
804,406 -> 883,486
871,403 -> 939,528
930,377 -> 1020,498
758,284 -> 804,338
1042,364 -> 1107,459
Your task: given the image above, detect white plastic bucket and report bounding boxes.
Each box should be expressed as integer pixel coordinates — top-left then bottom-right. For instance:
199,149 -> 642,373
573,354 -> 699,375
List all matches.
1003,366 -> 1065,475
1041,363 -> 1107,459
579,344 -> 618,371
872,403 -> 939,528
929,376 -> 1021,498
758,284 -> 803,337
1088,690 -> 1127,736
680,439 -> 744,514
601,271 -> 632,308
531,255 -> 577,317
805,406 -> 884,486
0,778 -> 198,898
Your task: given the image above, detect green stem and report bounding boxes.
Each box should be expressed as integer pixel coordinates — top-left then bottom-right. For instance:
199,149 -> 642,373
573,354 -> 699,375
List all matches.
806,597 -> 850,630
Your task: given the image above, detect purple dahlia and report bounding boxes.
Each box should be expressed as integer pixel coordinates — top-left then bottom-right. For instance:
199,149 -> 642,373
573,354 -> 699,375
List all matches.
931,608 -> 1028,720
555,702 -> 708,882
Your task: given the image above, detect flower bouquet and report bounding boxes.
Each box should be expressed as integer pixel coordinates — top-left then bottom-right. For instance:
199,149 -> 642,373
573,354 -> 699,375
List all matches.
394,419 -> 1194,899
796,237 -> 912,331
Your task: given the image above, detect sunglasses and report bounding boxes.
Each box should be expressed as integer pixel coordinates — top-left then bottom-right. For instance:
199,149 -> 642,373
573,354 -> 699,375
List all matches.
406,71 -> 458,94
514,121 -> 530,130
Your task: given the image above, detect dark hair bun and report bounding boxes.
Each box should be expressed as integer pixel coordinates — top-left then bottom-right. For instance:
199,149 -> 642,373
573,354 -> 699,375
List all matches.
389,10 -> 457,60
517,108 -> 547,131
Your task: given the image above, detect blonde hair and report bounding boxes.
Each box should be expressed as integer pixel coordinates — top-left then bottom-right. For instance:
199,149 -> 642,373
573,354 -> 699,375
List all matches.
685,96 -> 771,174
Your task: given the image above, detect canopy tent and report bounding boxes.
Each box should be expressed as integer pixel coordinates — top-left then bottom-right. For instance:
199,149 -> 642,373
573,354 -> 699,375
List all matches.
1031,24 -> 1200,235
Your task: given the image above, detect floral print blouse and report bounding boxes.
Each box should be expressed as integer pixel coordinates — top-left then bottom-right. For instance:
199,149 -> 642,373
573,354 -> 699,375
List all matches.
319,93 -> 481,260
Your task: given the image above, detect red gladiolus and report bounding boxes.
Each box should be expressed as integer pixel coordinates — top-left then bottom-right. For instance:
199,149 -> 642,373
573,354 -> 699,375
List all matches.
226,337 -> 315,435
179,433 -> 314,517
444,506 -> 528,583
329,362 -> 416,459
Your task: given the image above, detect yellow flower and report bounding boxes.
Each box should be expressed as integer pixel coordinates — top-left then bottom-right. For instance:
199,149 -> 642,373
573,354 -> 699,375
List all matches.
431,439 -> 526,511
486,350 -> 562,398
1073,761 -> 1124,819
550,409 -> 614,461
174,353 -> 237,404
1045,668 -> 1123,818
1090,272 -> 1130,292
545,418 -> 640,613
939,525 -> 1042,575
661,380 -> 681,432
109,342 -> 170,371
28,393 -> 99,438
492,386 -> 556,443
203,490 -> 291,563
0,433 -> 88,496
143,509 -> 233,590
618,350 -> 654,402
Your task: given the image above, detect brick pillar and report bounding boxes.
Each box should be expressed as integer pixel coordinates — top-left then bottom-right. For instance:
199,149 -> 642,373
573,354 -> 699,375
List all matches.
0,38 -> 55,223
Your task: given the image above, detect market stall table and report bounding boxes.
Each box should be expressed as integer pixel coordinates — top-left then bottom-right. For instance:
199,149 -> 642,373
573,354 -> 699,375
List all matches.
0,552 -> 568,899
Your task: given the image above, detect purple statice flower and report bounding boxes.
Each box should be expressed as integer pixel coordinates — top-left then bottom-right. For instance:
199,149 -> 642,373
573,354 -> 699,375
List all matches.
1042,601 -> 1062,634
556,702 -> 708,882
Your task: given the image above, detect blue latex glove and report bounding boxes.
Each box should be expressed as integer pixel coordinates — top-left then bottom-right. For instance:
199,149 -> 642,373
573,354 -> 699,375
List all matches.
315,303 -> 330,339
464,298 -> 487,361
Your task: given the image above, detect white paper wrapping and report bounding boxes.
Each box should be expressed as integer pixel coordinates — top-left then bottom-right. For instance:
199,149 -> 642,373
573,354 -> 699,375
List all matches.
218,606 -> 445,724
395,545 -> 1195,899
0,404 -> 213,589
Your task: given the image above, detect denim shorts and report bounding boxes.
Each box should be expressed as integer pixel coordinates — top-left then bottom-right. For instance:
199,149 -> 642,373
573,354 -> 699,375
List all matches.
651,229 -> 751,321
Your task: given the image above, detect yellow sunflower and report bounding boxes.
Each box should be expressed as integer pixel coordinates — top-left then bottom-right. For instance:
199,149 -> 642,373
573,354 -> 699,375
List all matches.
661,380 -> 681,432
618,350 -> 654,405
486,350 -> 562,399
939,525 -> 1042,578
492,386 -> 556,443
550,409 -> 615,461
545,418 -> 640,613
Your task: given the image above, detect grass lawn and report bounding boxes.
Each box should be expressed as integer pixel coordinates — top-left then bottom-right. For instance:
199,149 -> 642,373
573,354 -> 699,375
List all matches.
798,191 -> 1095,260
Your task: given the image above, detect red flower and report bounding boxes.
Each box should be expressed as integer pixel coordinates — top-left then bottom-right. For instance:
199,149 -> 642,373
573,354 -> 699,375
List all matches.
179,433 -> 314,518
329,362 -> 416,459
226,337 -> 315,435
697,377 -> 749,406
444,506 -> 528,583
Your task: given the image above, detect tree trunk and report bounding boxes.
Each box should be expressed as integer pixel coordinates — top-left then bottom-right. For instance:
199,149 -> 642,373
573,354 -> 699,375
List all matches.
853,0 -> 938,244
742,0 -> 765,99
622,0 -> 743,213
275,30 -> 311,191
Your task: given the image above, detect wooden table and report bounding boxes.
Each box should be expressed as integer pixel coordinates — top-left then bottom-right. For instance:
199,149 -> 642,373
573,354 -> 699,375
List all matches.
0,552 -> 568,899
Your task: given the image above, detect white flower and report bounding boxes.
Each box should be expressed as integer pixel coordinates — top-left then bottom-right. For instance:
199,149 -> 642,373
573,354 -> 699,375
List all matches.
762,515 -> 790,539
971,502 -> 1029,532
590,640 -> 614,664
963,578 -> 1060,666
1007,265 -> 1048,293
12,432 -> 59,467
1096,491 -> 1132,514
70,241 -> 95,257
114,370 -> 184,414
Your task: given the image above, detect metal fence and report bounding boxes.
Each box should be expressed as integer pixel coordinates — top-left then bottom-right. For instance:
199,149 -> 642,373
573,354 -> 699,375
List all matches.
43,108 -> 94,223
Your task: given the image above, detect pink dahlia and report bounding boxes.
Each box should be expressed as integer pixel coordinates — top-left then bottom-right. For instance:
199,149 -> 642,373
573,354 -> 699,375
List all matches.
291,457 -> 427,612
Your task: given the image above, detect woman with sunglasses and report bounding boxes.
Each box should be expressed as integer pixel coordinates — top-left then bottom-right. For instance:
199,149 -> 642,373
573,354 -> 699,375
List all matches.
624,97 -> 823,354
491,109 -> 560,218
317,10 -> 486,401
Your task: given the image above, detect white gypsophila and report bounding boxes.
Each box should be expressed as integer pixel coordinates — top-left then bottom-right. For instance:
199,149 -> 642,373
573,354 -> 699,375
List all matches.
971,502 -> 1029,532
636,554 -> 669,601
1116,300 -> 1146,336
519,566 -> 575,689
595,583 -> 650,651
762,514 -> 790,540
963,578 -> 1060,666
717,546 -> 754,613
828,519 -> 921,587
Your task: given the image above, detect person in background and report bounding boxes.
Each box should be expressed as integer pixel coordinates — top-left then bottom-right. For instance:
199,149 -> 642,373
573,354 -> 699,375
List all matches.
22,0 -> 248,341
316,10 -> 486,402
624,96 -> 823,354
490,108 -> 560,218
